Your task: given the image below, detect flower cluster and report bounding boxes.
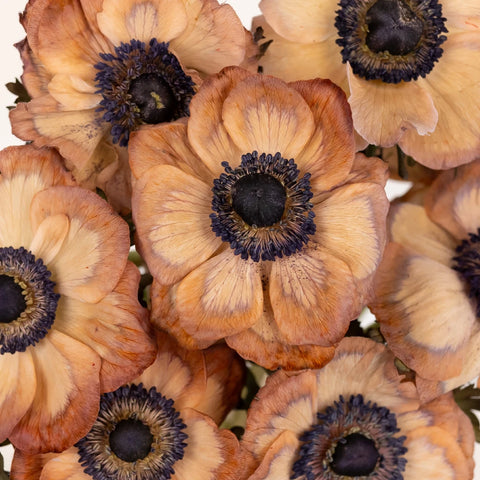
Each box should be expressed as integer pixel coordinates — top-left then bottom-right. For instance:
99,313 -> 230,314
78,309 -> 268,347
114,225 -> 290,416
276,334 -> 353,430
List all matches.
2,0 -> 480,479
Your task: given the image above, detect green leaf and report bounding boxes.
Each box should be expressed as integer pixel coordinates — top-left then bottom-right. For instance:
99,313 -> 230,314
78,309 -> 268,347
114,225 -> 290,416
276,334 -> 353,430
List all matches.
453,384 -> 480,442
5,78 -> 30,109
0,452 -> 9,480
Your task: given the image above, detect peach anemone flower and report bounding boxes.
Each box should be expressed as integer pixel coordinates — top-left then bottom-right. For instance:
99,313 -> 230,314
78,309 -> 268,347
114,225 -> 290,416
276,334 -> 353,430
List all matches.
254,0 -> 480,169
240,337 -> 474,480
130,66 -> 389,370
11,330 -> 245,480
10,0 -> 254,212
0,145 -> 156,454
371,159 -> 480,400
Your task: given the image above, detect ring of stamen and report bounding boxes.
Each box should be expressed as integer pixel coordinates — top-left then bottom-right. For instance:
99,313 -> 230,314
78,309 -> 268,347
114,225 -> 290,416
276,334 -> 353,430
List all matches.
0,246 -> 59,354
210,151 -> 316,262
335,0 -> 447,83
76,383 -> 188,480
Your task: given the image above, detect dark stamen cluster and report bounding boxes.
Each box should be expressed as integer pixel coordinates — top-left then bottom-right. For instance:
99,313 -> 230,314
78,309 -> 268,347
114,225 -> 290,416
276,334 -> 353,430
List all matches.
76,383 -> 188,480
0,246 -> 59,354
292,394 -> 407,480
95,39 -> 195,146
452,228 -> 480,317
210,151 -> 316,262
335,0 -> 447,83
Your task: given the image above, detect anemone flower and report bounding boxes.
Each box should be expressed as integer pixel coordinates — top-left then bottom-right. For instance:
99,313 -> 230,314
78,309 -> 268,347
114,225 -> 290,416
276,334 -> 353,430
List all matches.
240,337 -> 474,480
10,0 -> 255,212
11,330 -> 244,480
130,66 -> 389,370
0,145 -> 156,454
371,158 -> 480,400
254,0 -> 480,169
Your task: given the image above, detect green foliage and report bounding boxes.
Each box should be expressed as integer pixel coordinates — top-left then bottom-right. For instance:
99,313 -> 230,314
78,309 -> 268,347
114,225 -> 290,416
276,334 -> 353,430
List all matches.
453,384 -> 480,442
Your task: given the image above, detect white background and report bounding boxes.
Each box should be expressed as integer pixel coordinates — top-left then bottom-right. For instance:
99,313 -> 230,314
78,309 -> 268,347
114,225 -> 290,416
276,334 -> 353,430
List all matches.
0,0 -> 478,477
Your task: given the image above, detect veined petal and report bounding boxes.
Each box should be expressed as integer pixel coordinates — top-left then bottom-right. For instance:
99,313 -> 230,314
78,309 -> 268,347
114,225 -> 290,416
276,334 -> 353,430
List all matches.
443,1 -> 480,29
9,330 -> 100,454
30,186 -> 129,303
347,64 -> 438,147
175,249 -> 263,343
222,74 -> 315,159
48,74 -> 100,110
38,450 -> 89,480
133,164 -> 221,285
97,0 -> 188,45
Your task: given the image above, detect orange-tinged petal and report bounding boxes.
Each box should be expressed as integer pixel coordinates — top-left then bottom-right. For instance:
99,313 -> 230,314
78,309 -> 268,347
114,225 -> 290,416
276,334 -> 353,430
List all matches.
399,32 -> 480,168
30,186 -> 129,303
175,249 -> 263,344
97,0 -> 188,45
269,245 -> 358,347
260,0 -> 338,43
347,64 -> 438,147
342,152 -> 389,187
47,74 -> 100,110
443,1 -> 480,29
53,262 -> 155,393
222,74 -> 314,159
290,78 -> 354,190
133,164 -> 221,285
38,450 -> 89,480
170,0 -> 246,74
9,330 -> 100,454
0,351 -> 36,444
187,67 -> 251,177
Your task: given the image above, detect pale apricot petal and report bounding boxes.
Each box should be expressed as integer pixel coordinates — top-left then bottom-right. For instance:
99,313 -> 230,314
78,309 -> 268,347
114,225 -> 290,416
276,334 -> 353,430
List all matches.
53,262 -> 155,393
25,0 -> 110,82
252,16 -> 347,87
0,351 -> 36,443
372,244 -> 475,380
39,451 -> 89,480
29,214 -> 70,265
9,330 -> 100,453
400,33 -> 480,168
133,164 -> 221,285
97,0 -> 188,45
129,122 -> 211,183
388,203 -> 457,265
30,186 -> 129,303
175,249 -> 263,343
174,409 -> 241,480
315,338 -> 419,413
260,0 -> 338,43
170,1 -> 246,74
347,64 -> 438,147
313,181 -> 388,280
443,1 -> 480,29
290,78 -> 354,190
187,67 -> 250,177
247,430 -> 300,480
343,152 -> 389,187
48,74 -> 100,110
222,75 -> 314,159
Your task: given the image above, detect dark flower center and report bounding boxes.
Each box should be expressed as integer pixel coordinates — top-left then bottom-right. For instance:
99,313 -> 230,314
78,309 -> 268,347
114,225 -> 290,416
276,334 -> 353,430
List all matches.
231,173 -> 286,227
0,247 -> 59,354
95,39 -> 195,146
330,433 -> 380,476
365,0 -> 423,55
452,229 -> 480,316
76,383 -> 187,480
335,0 -> 447,83
292,394 -> 407,480
109,419 -> 154,462
0,274 -> 27,324
210,151 -> 316,262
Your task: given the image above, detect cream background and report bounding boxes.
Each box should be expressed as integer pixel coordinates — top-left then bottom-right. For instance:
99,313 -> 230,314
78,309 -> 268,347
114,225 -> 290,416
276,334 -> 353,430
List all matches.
0,0 -> 478,477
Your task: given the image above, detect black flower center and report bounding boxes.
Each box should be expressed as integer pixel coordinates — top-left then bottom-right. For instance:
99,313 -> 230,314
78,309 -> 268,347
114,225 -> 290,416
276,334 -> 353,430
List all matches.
292,394 -> 407,480
0,247 -> 59,354
452,229 -> 480,317
95,39 -> 195,146
76,383 -> 187,480
210,151 -> 316,262
109,419 -> 154,462
335,0 -> 447,83
0,275 -> 27,324
231,173 -> 286,227
128,73 -> 177,125
365,0 -> 423,55
330,433 -> 380,477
